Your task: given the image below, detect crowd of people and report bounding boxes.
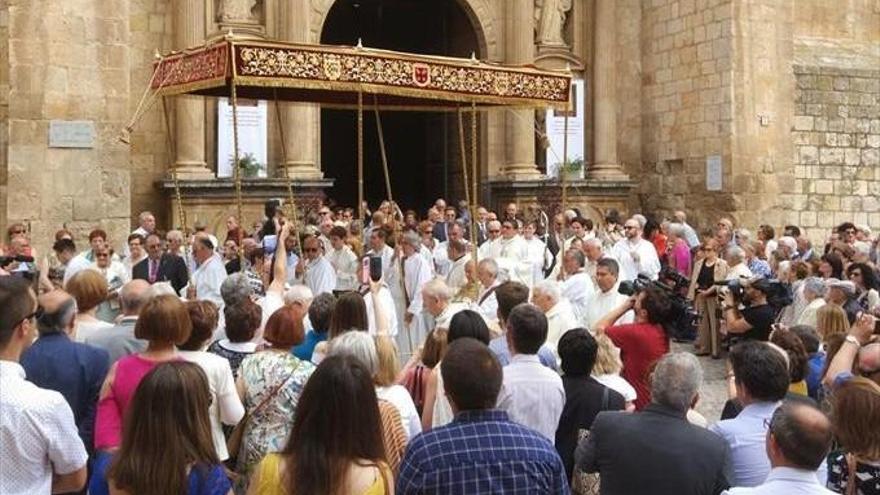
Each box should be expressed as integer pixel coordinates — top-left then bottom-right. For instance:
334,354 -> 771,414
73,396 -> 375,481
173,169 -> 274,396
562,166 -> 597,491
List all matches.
1,198 -> 879,495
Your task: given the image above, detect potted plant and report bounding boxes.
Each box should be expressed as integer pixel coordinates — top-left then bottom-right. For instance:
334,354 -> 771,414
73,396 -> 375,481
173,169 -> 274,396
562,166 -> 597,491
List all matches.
230,153 -> 265,178
558,156 -> 584,181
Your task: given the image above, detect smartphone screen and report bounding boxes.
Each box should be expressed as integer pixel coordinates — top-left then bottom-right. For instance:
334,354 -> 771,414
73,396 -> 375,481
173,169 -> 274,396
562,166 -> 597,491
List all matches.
361,257 -> 370,285
369,256 -> 383,282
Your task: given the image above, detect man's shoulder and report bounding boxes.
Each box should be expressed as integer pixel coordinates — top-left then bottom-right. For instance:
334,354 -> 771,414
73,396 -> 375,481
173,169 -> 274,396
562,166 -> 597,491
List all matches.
417,416 -> 558,453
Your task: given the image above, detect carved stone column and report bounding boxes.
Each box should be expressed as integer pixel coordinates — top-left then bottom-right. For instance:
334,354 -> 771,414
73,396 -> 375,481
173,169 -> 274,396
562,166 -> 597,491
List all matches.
589,0 -> 629,180
503,0 -> 540,179
278,0 -> 322,179
172,0 -> 211,178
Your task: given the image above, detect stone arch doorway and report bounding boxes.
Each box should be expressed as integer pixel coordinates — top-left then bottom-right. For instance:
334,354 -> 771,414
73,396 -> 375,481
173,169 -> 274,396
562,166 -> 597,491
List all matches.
317,0 -> 489,212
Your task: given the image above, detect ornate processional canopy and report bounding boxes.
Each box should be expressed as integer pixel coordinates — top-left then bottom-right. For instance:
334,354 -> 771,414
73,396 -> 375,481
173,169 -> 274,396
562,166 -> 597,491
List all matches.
149,37 -> 572,110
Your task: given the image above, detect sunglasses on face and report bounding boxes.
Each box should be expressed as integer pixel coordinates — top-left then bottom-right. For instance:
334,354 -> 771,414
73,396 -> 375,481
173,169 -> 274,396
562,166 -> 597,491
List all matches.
624,226 -> 638,230
489,230 -> 500,234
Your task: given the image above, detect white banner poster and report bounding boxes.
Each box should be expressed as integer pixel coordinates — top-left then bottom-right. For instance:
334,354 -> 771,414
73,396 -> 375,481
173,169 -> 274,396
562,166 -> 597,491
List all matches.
217,98 -> 268,178
545,78 -> 585,179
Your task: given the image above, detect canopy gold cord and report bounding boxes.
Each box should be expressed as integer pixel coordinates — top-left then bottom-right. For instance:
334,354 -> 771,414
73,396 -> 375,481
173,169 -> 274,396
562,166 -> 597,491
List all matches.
358,91 -> 365,223
272,91 -> 301,250
160,96 -> 192,284
230,77 -> 245,272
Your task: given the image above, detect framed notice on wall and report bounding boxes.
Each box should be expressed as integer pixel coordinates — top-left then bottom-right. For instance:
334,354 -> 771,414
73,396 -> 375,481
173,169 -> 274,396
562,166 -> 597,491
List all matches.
217,98 -> 268,178
706,154 -> 722,191
545,79 -> 585,179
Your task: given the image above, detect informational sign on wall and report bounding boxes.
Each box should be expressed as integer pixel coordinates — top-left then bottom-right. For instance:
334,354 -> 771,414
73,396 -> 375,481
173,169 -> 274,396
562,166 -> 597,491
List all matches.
217,98 -> 268,178
706,154 -> 723,191
545,79 -> 585,179
49,120 -> 96,148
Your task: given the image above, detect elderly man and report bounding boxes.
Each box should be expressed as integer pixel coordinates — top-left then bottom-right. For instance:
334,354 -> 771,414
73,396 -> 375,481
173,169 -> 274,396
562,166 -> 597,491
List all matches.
475,258 -> 502,324
576,353 -> 731,494
296,236 -> 336,297
795,277 -> 827,328
581,237 -> 607,285
582,258 -> 634,331
434,221 -> 465,277
478,220 -> 503,260
547,216 -> 593,280
826,279 -> 861,325
725,245 -> 753,281
531,280 -> 579,356
124,210 -> 156,257
182,234 -> 227,308
85,280 -> 150,364
474,206 -> 490,245
422,278 -> 468,332
133,233 -> 189,294
559,248 -> 596,324
673,210 -> 701,249
610,217 -> 661,281
317,217 -> 334,255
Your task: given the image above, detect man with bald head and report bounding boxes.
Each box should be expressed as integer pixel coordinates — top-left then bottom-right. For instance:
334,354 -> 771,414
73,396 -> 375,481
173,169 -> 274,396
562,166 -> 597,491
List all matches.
21,290 -> 110,453
85,279 -> 150,363
723,403 -> 834,494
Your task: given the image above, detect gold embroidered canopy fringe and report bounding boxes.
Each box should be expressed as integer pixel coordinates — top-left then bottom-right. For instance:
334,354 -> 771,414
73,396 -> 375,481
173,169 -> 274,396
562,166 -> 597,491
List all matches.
149,38 -> 571,110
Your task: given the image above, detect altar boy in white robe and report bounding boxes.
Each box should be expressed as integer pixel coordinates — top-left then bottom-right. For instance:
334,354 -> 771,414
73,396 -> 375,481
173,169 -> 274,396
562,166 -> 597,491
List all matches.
522,220 -> 551,287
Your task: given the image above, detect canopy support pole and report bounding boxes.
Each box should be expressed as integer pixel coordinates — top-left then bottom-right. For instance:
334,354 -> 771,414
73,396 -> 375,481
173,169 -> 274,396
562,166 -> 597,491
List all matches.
357,91 -> 365,223
470,103 -> 479,264
160,95 -> 192,284
230,78 -> 245,272
562,111 -> 569,215
373,97 -> 394,205
272,92 -> 301,250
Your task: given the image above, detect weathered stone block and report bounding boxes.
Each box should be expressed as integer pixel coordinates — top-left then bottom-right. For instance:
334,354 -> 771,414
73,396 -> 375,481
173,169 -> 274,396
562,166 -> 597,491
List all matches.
817,211 -> 836,228
823,166 -> 843,179
799,211 -> 817,227
793,116 -> 813,131
844,148 -> 862,166
863,149 -> 880,166
798,146 -> 818,164
819,148 -> 844,165
815,179 -> 834,194
833,77 -> 850,91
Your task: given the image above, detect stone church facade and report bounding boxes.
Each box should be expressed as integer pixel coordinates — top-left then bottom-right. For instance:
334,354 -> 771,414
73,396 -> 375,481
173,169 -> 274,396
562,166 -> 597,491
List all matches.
0,0 -> 877,254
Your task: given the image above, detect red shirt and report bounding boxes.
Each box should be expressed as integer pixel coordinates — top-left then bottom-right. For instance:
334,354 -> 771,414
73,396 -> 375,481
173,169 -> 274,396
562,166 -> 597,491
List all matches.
606,322 -> 669,410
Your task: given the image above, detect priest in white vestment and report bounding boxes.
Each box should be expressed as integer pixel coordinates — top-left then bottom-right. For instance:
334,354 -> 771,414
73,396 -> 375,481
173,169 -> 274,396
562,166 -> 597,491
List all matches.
445,239 -> 471,293
297,236 -> 337,297
182,234 -> 227,308
477,220 -> 502,260
475,258 -> 503,324
559,248 -> 596,324
400,232 -> 434,354
422,278 -> 468,332
547,216 -> 593,280
522,221 -> 551,287
531,279 -> 579,357
609,218 -> 661,282
326,225 -> 360,292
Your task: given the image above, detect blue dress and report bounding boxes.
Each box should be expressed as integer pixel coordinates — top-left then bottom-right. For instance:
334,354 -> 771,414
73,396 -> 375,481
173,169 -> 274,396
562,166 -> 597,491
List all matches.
89,451 -> 231,495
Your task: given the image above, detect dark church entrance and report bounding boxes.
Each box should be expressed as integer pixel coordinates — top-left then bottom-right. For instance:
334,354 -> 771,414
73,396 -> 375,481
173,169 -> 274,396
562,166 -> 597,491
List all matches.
320,0 -> 481,213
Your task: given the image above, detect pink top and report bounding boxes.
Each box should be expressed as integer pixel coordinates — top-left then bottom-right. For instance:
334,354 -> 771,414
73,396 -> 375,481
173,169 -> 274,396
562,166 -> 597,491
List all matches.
670,239 -> 692,277
94,354 -> 178,450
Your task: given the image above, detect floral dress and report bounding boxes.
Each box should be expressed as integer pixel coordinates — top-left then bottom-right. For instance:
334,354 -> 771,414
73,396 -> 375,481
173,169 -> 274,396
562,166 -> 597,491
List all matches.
234,351 -> 315,493
827,450 -> 880,495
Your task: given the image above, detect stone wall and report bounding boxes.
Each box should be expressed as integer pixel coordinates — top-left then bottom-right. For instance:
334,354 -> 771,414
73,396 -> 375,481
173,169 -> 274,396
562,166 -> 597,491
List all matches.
4,0 -> 132,254
0,1 -> 8,235
636,0 -> 736,227
786,65 -> 880,241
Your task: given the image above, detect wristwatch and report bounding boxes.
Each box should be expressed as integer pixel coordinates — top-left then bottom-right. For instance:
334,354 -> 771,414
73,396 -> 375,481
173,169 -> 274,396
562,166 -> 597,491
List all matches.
844,335 -> 861,347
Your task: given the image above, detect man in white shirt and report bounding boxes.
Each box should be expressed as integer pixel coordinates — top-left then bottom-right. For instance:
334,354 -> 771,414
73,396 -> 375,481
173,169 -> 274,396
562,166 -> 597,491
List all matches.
183,234 -> 228,308
317,217 -> 334,255
610,217 -> 661,281
495,219 -> 532,287
422,278 -> 468,331
298,236 -> 337,297
725,245 -> 753,281
673,210 -> 701,249
0,277 -> 88,494
795,277 -> 827,328
326,226 -> 359,292
582,258 -> 634,331
475,258 -> 502,324
531,279 -> 579,356
366,227 -> 396,281
582,237 -> 608,285
445,239 -> 472,293
496,303 -> 565,442
723,403 -> 835,495
559,248 -> 596,324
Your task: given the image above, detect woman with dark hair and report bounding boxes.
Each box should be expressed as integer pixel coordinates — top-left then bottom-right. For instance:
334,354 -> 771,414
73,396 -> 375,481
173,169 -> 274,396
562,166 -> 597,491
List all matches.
89,361 -> 231,495
234,305 -> 315,490
447,309 -> 491,344
847,262 -> 880,311
769,328 -> 810,397
247,355 -> 390,495
819,252 -> 844,280
827,377 -> 880,494
328,291 -> 369,338
207,300 -> 261,377
94,295 -> 191,450
180,300 -> 245,462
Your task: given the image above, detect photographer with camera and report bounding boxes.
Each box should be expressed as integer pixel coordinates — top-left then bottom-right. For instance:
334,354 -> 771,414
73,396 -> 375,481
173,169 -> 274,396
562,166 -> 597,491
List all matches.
593,285 -> 672,410
720,278 -> 778,343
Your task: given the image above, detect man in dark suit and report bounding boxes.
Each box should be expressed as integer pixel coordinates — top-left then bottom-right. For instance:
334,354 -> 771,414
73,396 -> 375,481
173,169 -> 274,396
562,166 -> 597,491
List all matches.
575,352 -> 732,495
544,213 -> 565,277
132,233 -> 188,294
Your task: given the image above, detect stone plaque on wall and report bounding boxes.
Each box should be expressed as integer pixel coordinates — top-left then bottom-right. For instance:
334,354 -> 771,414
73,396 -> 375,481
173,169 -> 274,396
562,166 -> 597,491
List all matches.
49,120 -> 96,148
706,154 -> 722,191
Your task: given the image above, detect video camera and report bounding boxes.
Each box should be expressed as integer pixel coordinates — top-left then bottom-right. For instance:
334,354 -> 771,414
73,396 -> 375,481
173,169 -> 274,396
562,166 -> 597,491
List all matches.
714,276 -> 793,310
619,271 -> 700,341
0,255 -> 34,268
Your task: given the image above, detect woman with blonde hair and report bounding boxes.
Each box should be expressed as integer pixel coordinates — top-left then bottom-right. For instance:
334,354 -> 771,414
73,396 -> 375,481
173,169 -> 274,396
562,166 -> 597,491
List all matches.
827,377 -> 880,494
816,304 -> 850,340
590,333 -> 636,411
687,239 -> 728,358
